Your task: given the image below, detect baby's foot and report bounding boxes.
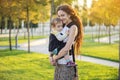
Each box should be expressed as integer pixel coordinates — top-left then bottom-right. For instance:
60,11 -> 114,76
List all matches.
66,61 -> 77,67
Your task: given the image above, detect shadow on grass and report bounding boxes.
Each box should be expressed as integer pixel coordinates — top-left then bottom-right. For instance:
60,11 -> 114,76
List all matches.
0,49 -> 30,57
81,54 -> 119,62
0,36 -> 47,42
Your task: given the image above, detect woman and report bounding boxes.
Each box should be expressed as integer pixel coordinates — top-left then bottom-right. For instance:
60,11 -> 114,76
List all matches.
50,4 -> 83,80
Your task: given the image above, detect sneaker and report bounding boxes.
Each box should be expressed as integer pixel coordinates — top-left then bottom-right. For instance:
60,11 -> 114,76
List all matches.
66,61 -> 77,67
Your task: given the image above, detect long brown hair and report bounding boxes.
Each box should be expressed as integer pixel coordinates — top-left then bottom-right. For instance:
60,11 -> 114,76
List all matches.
57,4 -> 83,55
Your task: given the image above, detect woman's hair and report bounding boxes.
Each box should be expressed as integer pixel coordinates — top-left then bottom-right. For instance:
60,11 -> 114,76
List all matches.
57,4 -> 83,55
50,17 -> 62,28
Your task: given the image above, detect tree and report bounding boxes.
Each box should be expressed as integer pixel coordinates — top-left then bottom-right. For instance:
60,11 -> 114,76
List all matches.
90,0 -> 120,78
0,16 -> 5,34
89,0 -> 118,43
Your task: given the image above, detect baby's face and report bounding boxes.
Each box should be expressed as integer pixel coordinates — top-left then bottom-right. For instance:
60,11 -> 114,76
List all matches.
55,22 -> 63,32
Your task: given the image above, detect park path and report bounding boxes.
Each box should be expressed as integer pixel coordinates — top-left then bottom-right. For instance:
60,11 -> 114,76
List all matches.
17,38 -> 119,68
94,34 -> 119,43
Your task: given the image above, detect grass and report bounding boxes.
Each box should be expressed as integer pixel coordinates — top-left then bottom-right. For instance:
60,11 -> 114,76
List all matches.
0,36 -> 47,46
81,35 -> 119,62
0,49 -> 118,80
114,40 -> 119,43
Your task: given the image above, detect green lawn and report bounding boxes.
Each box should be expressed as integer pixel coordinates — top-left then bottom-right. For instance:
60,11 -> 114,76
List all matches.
81,35 -> 119,62
114,40 -> 119,43
0,49 -> 118,80
0,36 -> 47,46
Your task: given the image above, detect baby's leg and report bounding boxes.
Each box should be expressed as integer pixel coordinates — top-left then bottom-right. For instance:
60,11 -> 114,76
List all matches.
52,48 -> 58,55
64,53 -> 71,63
64,52 -> 77,67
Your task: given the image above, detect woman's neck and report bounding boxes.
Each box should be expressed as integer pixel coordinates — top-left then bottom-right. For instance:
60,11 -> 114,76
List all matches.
65,19 -> 72,25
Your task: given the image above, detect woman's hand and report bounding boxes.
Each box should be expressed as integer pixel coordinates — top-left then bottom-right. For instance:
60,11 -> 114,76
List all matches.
53,55 -> 63,61
49,56 -> 56,66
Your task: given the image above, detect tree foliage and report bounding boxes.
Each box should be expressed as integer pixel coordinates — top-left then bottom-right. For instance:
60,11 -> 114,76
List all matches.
0,0 -> 50,27
89,0 -> 120,26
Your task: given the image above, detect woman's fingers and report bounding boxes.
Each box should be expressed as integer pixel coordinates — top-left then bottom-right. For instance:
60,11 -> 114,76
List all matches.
49,57 -> 55,65
50,60 -> 56,66
49,57 -> 53,62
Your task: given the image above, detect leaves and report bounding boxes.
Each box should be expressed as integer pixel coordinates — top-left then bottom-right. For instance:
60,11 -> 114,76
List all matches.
90,0 -> 120,26
0,0 -> 50,24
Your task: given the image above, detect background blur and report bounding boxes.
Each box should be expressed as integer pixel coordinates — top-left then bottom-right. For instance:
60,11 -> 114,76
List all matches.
0,0 -> 120,80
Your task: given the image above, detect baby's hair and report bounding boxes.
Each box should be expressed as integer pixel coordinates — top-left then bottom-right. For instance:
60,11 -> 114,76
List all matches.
50,17 -> 62,28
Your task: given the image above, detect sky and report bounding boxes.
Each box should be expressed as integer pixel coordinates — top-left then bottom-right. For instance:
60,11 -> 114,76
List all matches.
78,0 -> 92,8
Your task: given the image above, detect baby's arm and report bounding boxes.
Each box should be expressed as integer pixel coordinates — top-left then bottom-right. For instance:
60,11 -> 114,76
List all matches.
56,32 -> 68,41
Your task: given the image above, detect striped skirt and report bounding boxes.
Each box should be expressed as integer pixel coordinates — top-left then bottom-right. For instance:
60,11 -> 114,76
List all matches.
54,64 -> 75,80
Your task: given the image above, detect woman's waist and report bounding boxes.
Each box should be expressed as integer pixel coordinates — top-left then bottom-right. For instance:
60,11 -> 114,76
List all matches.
57,55 -> 73,64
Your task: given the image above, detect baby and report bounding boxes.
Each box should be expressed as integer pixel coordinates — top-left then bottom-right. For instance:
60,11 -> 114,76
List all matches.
48,17 -> 76,67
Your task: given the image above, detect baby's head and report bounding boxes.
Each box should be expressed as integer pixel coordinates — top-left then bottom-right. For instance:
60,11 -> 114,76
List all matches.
51,17 -> 63,32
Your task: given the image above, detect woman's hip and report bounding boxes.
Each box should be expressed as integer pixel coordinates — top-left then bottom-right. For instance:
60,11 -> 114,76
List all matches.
54,64 -> 75,80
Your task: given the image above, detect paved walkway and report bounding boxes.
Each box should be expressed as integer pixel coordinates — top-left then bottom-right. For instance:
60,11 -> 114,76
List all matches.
94,34 -> 119,43
17,38 -> 119,68
18,38 -> 49,54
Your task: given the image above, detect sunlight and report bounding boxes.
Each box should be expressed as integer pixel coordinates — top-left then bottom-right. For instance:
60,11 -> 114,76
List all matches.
78,0 -> 92,8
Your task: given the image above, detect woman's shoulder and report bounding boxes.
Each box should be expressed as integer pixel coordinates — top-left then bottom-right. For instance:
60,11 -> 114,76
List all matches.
67,22 -> 78,37
69,25 -> 78,33
66,22 -> 77,28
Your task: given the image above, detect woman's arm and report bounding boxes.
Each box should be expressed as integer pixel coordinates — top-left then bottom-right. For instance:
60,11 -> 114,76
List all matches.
54,25 -> 78,60
49,52 -> 56,66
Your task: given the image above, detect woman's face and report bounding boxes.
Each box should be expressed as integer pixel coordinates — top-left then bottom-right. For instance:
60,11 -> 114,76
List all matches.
57,10 -> 70,24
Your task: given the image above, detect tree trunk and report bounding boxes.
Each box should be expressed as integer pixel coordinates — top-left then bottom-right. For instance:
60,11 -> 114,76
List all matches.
23,21 -> 26,39
0,20 -> 1,33
108,26 -> 111,44
39,23 -> 42,35
30,22 -> 33,39
42,22 -> 44,35
96,24 -> 98,38
0,17 -> 2,34
1,16 -> 5,34
98,25 -> 100,43
118,20 -> 120,80
8,17 -> 12,51
84,27 -> 86,33
91,26 -> 94,41
5,17 -> 8,34
15,19 -> 20,49
26,0 -> 30,53
105,26 -> 108,36
50,0 -> 54,33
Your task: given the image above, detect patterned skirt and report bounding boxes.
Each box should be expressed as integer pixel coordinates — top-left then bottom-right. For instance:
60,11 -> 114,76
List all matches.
54,64 -> 75,80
